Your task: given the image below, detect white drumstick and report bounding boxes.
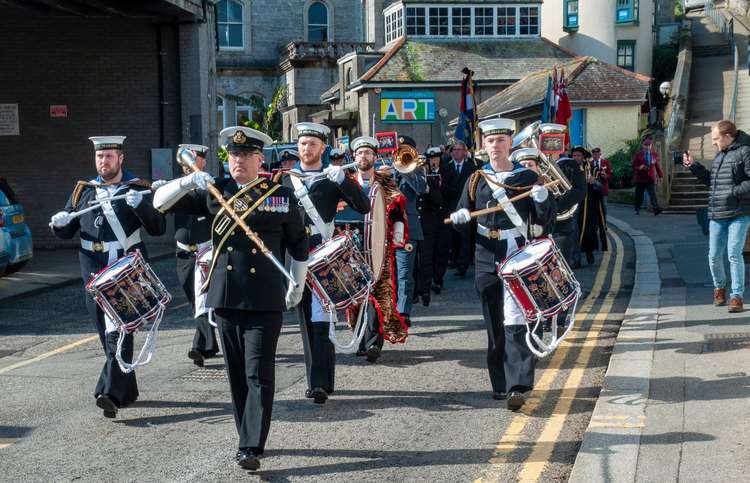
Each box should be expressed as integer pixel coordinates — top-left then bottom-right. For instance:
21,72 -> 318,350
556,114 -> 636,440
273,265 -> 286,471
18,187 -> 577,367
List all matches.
87,189 -> 152,205
48,189 -> 152,227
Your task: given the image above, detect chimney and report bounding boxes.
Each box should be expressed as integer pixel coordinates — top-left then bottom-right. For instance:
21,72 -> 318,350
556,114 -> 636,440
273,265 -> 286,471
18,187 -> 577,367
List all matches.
365,0 -> 385,48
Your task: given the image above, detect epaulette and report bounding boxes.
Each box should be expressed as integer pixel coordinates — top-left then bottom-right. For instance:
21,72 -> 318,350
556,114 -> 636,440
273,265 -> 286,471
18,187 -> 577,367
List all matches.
127,178 -> 152,189
272,170 -> 285,184
71,180 -> 94,208
468,170 -> 483,203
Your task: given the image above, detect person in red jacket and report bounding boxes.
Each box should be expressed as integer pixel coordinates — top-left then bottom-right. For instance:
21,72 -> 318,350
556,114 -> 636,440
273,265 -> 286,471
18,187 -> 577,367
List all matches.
631,135 -> 664,215
591,147 -> 612,212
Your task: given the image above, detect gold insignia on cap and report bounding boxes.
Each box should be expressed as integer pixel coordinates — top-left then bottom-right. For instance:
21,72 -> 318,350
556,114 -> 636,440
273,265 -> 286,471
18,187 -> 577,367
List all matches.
398,137 -> 405,143
233,130 -> 247,144
260,182 -> 269,190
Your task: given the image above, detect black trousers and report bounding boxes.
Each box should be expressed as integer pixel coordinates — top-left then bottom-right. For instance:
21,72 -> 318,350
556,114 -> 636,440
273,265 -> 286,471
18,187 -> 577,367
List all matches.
433,223 -> 452,286
634,180 -> 660,211
416,233 -> 435,295
450,228 -> 471,269
214,308 -> 282,453
475,272 -> 536,394
296,288 -> 335,393
176,252 -> 219,356
358,301 -> 384,353
86,296 -> 139,407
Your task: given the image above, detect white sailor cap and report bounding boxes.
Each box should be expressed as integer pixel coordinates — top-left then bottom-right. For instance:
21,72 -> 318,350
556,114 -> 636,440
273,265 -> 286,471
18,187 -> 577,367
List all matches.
280,149 -> 300,162
425,146 -> 442,157
219,126 -> 273,152
351,136 -> 379,153
478,118 -> 516,137
294,122 -> 331,141
509,147 -> 541,164
89,136 -> 126,151
329,148 -> 346,159
539,123 -> 567,134
178,144 -> 210,156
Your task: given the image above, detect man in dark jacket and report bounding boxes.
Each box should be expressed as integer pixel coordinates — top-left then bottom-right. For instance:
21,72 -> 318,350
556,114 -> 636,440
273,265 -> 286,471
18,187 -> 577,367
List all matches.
684,120 -> 750,313
443,141 -> 476,276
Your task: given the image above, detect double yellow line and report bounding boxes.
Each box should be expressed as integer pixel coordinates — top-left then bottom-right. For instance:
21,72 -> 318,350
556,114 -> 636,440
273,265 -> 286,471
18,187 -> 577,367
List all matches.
478,229 -> 625,482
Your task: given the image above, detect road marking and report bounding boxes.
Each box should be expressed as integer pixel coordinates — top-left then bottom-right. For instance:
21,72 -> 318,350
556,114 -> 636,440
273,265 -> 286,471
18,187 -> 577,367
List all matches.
0,438 -> 17,449
517,230 -> 624,482
0,335 -> 99,376
476,232 -> 620,480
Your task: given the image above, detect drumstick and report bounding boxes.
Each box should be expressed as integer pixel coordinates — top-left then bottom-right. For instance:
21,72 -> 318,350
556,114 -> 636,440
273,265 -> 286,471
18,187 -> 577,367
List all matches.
47,189 -> 154,228
87,189 -> 152,205
176,148 -> 299,287
443,180 -> 560,225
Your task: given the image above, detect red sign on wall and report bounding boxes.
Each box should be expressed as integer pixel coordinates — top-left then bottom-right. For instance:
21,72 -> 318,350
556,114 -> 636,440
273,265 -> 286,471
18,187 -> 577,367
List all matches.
50,105 -> 68,118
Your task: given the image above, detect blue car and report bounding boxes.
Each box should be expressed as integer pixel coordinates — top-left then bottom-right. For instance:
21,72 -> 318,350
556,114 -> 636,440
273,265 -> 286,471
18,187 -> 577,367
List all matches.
0,177 -> 33,274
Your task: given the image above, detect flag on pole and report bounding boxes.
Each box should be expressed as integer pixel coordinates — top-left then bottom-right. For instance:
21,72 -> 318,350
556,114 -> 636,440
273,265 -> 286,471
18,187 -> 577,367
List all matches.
455,67 -> 477,149
555,68 -> 573,147
541,74 -> 553,123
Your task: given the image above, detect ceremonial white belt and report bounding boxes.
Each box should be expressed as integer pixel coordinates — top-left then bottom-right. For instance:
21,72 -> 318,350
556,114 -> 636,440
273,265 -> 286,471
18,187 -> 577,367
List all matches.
176,240 -> 211,253
81,231 -> 142,253
305,223 -> 333,237
477,224 -> 521,241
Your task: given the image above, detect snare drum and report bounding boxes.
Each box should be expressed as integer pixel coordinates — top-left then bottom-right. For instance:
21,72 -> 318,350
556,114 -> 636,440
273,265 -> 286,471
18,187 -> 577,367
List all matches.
306,234 -> 373,312
498,238 -> 579,323
86,251 -> 171,333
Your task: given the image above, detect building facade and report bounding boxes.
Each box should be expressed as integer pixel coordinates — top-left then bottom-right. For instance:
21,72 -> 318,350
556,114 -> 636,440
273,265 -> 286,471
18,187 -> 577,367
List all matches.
541,0 -> 655,76
0,0 -> 216,247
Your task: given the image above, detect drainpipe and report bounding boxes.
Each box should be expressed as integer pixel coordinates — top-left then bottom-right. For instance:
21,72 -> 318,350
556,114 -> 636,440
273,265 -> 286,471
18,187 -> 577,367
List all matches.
156,23 -> 168,148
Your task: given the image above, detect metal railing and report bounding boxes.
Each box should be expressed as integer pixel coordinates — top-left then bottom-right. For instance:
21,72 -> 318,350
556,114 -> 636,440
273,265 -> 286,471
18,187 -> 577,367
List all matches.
705,0 -> 740,122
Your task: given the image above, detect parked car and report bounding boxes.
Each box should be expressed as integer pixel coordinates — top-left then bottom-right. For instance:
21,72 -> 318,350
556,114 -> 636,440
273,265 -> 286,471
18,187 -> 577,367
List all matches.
0,177 -> 33,273
0,230 -> 10,275
683,0 -> 706,12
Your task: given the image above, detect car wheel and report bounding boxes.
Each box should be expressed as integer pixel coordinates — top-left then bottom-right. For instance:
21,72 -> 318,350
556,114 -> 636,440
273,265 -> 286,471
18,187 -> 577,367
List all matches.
5,260 -> 28,274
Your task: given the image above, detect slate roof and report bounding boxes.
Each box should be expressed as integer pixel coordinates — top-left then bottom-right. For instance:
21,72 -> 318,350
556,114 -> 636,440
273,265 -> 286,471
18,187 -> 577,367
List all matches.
469,56 -> 651,120
360,37 -> 576,83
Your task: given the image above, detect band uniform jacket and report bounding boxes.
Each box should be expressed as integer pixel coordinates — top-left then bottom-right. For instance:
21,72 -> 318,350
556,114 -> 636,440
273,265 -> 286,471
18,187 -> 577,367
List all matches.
53,179 -> 166,280
455,166 -> 556,274
442,159 -> 478,212
418,172 -> 445,236
553,157 -> 587,235
396,172 -> 428,241
163,177 -> 308,312
279,169 -> 370,248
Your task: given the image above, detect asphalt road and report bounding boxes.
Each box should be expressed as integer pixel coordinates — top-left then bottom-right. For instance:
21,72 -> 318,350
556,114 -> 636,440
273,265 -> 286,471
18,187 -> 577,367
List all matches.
0,228 -> 633,482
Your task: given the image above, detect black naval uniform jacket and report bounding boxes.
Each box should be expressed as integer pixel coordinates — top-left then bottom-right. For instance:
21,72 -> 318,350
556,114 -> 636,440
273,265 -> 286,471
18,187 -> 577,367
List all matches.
53,180 -> 166,281
418,171 -> 445,235
175,212 -> 212,248
279,168 -> 370,249
165,177 -> 308,312
455,164 -> 556,275
553,157 -> 587,235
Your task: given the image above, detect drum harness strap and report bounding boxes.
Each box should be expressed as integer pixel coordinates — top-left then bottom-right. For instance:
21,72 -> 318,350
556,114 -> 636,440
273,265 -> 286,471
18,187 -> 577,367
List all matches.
289,173 -> 335,241
201,184 -> 281,293
478,171 -> 529,240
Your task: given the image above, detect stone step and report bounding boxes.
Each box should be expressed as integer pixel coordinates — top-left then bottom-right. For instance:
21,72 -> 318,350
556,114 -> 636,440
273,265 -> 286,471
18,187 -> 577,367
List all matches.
670,192 -> 710,200
670,197 -> 708,207
663,207 -> 703,214
693,46 -> 732,56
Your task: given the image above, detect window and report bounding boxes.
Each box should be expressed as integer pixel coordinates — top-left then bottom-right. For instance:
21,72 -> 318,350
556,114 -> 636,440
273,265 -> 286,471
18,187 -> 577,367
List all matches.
451,7 -> 471,36
474,7 -> 494,36
385,7 -> 403,43
428,7 -> 448,36
216,96 -> 226,130
406,7 -> 426,36
307,1 -> 329,41
617,40 -> 636,71
217,0 -> 243,49
564,0 -> 579,29
236,94 -> 264,127
519,6 -> 539,36
496,7 -> 516,36
616,0 -> 639,23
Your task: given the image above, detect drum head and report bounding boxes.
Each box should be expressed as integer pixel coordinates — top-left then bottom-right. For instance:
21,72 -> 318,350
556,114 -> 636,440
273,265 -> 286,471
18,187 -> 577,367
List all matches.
500,238 -> 553,274
309,234 -> 349,263
87,252 -> 139,288
366,184 -> 387,281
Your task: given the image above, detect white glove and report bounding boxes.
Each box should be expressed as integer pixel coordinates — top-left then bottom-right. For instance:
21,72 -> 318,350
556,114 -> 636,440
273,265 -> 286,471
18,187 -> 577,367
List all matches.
179,171 -> 214,191
492,187 -> 508,202
324,165 -> 345,184
51,211 -> 72,228
285,259 -> 308,310
531,185 -> 549,203
125,189 -> 143,208
95,189 -> 111,203
393,221 -> 405,245
151,179 -> 169,189
450,208 -> 471,225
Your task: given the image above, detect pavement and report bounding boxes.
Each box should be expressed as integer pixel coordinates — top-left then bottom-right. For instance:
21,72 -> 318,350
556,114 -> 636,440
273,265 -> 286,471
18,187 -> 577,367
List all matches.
570,204 -> 750,482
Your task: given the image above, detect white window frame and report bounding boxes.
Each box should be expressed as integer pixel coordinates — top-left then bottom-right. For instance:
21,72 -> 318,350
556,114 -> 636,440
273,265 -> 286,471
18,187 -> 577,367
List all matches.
406,6 -> 427,36
304,0 -> 334,42
391,3 -> 539,39
217,95 -> 227,130
217,0 -> 245,51
235,93 -> 264,127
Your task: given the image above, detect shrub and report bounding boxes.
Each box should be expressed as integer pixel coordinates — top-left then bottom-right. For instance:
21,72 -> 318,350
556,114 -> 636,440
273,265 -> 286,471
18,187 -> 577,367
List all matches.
608,137 -> 642,189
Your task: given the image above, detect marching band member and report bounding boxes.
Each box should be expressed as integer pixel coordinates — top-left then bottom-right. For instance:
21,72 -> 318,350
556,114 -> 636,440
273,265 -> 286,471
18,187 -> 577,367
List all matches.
153,126 -> 309,471
414,146 -> 445,307
575,146 -> 608,265
340,136 -> 409,360
50,136 -> 166,418
329,147 -> 347,166
153,144 -> 219,367
547,155 -> 587,265
449,119 -> 555,410
275,122 -> 370,405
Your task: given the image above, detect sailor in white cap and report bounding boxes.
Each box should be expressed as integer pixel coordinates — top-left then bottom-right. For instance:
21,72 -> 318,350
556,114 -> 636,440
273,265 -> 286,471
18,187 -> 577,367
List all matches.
275,122 -> 370,405
448,118 -> 556,411
328,147 -> 346,166
50,135 -> 166,419
153,126 -> 309,471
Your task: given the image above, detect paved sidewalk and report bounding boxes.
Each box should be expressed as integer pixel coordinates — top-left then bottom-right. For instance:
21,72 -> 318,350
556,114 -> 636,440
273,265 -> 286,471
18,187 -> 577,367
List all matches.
570,204 -> 750,482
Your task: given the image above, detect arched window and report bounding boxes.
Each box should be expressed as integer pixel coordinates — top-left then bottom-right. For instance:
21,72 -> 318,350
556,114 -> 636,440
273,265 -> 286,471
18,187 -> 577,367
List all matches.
236,93 -> 265,128
217,0 -> 244,49
307,1 -> 329,42
216,96 -> 226,129
345,66 -> 353,86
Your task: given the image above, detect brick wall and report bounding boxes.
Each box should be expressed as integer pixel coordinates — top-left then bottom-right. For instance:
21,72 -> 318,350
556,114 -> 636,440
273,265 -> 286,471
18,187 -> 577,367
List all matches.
0,13 -> 183,248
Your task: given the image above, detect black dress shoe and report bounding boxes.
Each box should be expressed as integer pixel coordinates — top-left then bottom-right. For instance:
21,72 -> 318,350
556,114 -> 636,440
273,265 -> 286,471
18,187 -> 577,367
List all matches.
431,283 -> 442,295
402,315 -> 411,328
236,450 -> 261,471
355,349 -> 367,357
411,294 -> 420,304
365,344 -> 381,363
492,391 -> 507,400
506,391 -> 525,411
96,394 -> 118,419
304,389 -> 314,398
654,207 -> 663,216
188,349 -> 205,368
311,387 -> 328,404
421,293 -> 431,307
